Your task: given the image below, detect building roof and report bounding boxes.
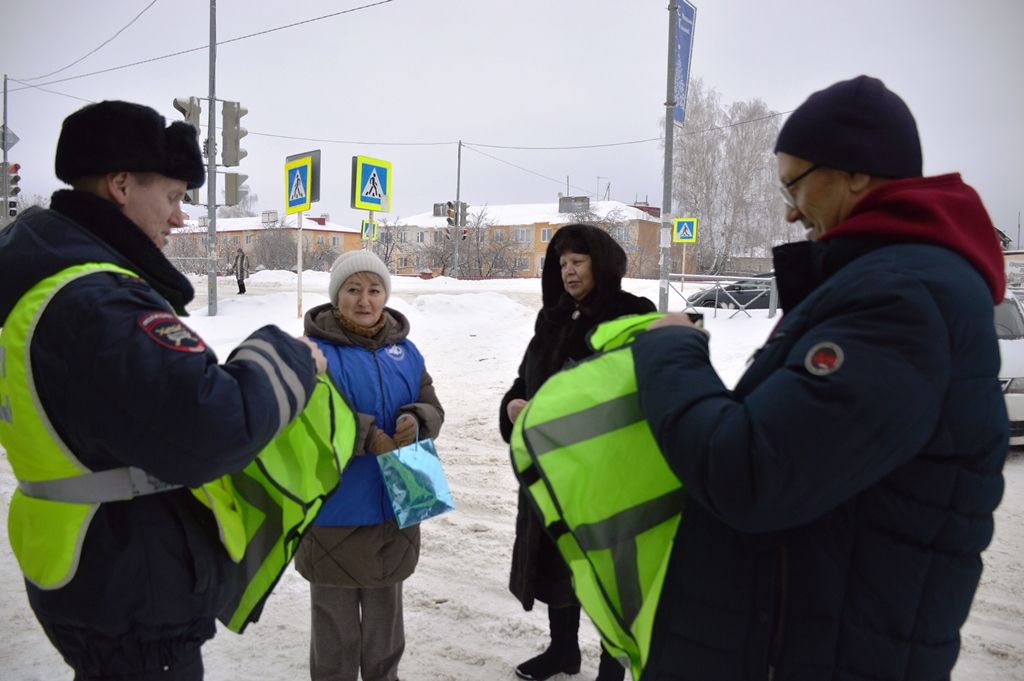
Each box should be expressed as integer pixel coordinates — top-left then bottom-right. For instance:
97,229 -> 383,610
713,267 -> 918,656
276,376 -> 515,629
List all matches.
394,200 -> 658,229
179,215 -> 359,234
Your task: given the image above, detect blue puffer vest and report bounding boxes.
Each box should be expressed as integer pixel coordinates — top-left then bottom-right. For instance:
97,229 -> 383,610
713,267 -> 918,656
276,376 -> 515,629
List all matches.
313,336 -> 424,526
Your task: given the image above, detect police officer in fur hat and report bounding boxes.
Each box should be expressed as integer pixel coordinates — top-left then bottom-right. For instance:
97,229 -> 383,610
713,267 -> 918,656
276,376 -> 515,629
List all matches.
0,101 -> 326,680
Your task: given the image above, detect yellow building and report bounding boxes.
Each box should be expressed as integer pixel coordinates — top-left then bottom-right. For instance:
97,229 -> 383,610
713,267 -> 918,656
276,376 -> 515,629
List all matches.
392,196 -> 665,278
168,211 -> 362,273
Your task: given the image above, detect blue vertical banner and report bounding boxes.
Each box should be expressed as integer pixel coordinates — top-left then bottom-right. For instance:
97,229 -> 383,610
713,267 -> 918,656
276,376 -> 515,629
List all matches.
673,1 -> 697,124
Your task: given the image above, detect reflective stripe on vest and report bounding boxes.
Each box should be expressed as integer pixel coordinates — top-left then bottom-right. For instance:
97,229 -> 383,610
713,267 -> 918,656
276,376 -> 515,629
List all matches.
1,263 -> 357,615
1,262 -> 142,589
510,312 -> 681,680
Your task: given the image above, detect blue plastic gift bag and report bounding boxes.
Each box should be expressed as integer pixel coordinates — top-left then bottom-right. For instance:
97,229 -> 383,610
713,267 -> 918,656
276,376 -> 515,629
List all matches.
377,437 -> 454,529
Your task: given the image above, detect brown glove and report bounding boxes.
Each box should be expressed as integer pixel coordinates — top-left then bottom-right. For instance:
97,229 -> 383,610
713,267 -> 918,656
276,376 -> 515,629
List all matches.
366,426 -> 397,456
394,413 -> 419,447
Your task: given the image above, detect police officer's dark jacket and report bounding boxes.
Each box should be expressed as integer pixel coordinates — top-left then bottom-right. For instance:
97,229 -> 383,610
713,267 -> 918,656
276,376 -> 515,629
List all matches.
499,224 -> 656,610
0,190 -> 317,675
633,174 -> 1008,680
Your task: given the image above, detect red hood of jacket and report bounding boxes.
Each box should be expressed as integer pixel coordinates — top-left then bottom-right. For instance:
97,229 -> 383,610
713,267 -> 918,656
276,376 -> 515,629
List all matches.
820,173 -> 1005,303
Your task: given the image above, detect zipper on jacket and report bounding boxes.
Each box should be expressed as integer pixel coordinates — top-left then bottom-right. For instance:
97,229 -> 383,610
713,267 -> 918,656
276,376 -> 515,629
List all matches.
768,546 -> 789,677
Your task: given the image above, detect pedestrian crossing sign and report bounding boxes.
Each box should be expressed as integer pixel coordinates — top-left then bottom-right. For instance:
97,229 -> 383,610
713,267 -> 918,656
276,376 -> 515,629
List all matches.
672,217 -> 698,243
284,156 -> 313,215
351,155 -> 392,212
361,219 -> 379,241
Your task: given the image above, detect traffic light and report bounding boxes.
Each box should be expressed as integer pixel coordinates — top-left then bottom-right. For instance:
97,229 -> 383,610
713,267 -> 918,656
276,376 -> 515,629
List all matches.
7,162 -> 21,218
446,200 -> 456,228
221,101 -> 248,167
460,201 -> 468,226
224,173 -> 249,206
460,228 -> 468,241
172,96 -> 202,134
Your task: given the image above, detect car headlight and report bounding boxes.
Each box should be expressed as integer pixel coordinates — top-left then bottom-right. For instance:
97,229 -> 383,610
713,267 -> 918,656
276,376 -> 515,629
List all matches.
1006,377 -> 1024,393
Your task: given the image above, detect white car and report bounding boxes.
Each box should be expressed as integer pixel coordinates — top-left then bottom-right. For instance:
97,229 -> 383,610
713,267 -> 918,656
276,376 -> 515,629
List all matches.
995,292 -> 1024,446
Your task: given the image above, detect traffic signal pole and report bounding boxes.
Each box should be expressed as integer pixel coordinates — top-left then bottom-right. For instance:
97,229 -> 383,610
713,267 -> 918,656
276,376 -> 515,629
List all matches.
453,140 -> 463,277
206,0 -> 218,316
2,75 -> 9,229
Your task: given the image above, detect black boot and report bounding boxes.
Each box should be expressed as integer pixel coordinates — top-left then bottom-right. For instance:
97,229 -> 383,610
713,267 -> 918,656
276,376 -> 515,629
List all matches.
595,648 -> 625,681
515,605 -> 582,680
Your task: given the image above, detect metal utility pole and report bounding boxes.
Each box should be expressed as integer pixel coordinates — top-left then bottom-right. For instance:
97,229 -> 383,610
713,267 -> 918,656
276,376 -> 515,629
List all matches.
2,74 -> 9,229
659,3 -> 679,312
453,140 -> 463,277
206,0 -> 218,316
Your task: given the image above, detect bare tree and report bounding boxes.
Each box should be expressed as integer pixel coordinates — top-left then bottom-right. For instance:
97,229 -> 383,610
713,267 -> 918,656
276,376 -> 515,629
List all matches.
252,221 -> 297,272
669,78 -> 803,274
217,192 -> 259,218
372,217 -> 401,270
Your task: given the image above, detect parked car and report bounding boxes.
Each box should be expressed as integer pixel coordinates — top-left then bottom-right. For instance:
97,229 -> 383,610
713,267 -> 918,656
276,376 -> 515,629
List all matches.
996,292 -> 1024,446
687,272 -> 775,309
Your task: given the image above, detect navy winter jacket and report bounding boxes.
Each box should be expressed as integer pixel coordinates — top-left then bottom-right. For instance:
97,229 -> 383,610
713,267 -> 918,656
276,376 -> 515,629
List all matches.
0,190 -> 316,676
634,175 -> 1008,680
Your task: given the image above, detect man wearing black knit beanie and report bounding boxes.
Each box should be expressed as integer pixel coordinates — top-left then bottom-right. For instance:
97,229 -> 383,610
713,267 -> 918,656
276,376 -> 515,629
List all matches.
631,76 -> 1009,680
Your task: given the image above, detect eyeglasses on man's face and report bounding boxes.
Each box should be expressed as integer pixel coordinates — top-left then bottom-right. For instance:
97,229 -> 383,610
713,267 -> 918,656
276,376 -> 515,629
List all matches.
778,164 -> 820,209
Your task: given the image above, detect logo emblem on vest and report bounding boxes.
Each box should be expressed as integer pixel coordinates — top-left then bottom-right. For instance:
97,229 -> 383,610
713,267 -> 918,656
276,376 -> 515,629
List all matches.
804,341 -> 844,376
385,344 -> 405,360
138,312 -> 206,353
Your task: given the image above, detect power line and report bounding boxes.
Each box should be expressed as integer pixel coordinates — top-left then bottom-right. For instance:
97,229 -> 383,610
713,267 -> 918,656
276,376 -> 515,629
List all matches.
462,144 -> 596,197
8,0 -> 396,92
13,0 -> 160,82
8,79 -> 94,104
249,131 -> 452,147
674,109 -> 794,135
465,136 -> 662,151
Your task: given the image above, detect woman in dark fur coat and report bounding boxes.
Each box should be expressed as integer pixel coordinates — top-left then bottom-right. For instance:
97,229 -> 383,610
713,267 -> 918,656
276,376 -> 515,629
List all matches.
499,223 -> 656,681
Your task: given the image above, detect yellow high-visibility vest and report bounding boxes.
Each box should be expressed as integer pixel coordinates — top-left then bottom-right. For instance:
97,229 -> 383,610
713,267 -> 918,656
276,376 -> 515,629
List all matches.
510,312 -> 683,680
0,262 -> 356,632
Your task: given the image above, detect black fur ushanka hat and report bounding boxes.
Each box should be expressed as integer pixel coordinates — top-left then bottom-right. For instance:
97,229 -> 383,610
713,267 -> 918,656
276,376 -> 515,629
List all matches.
55,100 -> 205,189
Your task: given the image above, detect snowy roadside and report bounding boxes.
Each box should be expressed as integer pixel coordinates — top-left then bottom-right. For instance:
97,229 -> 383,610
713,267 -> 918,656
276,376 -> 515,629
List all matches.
1,277 -> 1021,680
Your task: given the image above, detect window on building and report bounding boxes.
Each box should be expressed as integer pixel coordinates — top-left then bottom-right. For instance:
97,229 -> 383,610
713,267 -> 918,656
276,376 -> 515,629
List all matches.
539,255 -> 545,271
332,236 -> 340,247
513,228 -> 530,243
399,230 -> 408,243
514,256 -> 530,270
416,231 -> 425,243
317,235 -> 325,245
493,230 -> 507,241
399,257 -> 409,268
231,236 -> 240,245
245,234 -> 253,245
433,231 -> 443,243
414,255 -> 423,267
540,228 -> 552,242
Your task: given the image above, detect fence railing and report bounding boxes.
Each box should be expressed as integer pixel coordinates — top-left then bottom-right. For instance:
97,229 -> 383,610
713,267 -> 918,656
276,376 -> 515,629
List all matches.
665,273 -> 779,319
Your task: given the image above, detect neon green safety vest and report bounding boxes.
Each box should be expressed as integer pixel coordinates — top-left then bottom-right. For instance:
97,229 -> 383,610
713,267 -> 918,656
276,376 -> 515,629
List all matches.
510,312 -> 683,680
0,262 -> 356,633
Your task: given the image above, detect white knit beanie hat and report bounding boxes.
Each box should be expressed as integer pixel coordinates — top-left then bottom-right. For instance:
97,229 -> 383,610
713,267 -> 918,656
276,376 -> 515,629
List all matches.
328,250 -> 392,305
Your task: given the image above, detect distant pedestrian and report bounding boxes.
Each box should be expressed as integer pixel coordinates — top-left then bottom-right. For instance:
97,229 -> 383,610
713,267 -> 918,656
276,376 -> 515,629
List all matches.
296,249 -> 445,681
635,75 -> 1009,680
500,223 -> 656,681
232,247 -> 250,293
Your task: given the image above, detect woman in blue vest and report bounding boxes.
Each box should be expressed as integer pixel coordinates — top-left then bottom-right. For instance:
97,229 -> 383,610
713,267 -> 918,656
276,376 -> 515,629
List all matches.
296,250 -> 445,681
499,224 -> 656,681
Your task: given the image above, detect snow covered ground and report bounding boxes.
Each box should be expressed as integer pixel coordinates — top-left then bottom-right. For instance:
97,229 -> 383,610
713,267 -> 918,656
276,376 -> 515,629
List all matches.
1,272 -> 1021,680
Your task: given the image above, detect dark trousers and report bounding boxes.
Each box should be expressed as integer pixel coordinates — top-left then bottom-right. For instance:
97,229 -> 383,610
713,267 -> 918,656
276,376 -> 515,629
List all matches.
310,582 -> 404,681
236,278 -> 246,294
72,652 -> 203,681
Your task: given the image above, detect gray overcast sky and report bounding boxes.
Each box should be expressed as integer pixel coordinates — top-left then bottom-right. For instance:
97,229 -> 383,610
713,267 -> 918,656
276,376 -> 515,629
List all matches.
2,0 -> 1022,240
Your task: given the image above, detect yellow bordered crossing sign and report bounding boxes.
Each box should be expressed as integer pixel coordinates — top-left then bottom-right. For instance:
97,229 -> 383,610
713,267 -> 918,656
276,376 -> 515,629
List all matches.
351,155 -> 392,212
284,156 -> 313,215
361,220 -> 379,241
672,217 -> 698,244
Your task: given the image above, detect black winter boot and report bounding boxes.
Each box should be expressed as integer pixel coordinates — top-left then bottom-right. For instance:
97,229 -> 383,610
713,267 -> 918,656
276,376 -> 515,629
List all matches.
514,605 -> 582,680
595,648 -> 625,681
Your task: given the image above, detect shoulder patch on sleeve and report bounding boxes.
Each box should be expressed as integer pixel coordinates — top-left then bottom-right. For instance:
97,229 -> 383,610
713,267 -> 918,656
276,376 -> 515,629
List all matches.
804,341 -> 844,376
138,311 -> 206,353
